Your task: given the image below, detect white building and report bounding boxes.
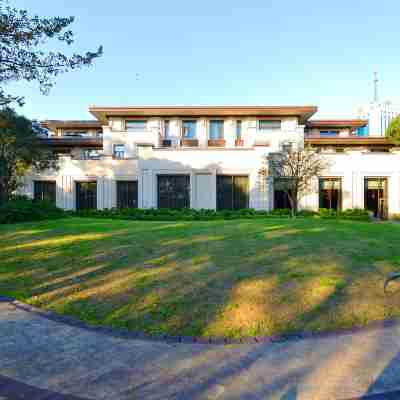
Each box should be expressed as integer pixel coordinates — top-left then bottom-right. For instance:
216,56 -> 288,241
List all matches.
357,101 -> 400,136
19,105 -> 400,219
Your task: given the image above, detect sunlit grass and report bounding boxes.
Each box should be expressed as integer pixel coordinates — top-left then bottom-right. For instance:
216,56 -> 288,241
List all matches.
1,217 -> 400,338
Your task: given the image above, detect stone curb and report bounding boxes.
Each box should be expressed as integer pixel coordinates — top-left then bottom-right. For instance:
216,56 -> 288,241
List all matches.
2,295 -> 400,346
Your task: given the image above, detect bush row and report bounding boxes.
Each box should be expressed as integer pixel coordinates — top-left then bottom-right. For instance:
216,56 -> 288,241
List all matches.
0,197 -> 66,224
70,206 -> 370,221
0,198 -> 371,224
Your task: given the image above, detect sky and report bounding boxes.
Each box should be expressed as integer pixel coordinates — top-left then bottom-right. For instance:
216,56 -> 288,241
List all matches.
7,0 -> 400,121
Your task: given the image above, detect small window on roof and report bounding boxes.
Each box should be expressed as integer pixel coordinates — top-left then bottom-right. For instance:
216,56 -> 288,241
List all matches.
126,120 -> 147,131
259,120 -> 281,131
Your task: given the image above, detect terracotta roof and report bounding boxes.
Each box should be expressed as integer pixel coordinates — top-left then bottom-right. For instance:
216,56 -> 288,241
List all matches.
41,120 -> 102,131
306,119 -> 368,128
89,105 -> 318,124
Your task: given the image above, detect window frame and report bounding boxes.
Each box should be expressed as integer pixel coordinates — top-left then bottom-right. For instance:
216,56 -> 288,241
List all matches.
125,119 -> 147,132
182,120 -> 197,139
33,180 -> 56,204
209,119 -> 224,140
116,181 -> 138,209
319,177 -> 342,210
113,144 -> 125,159
258,119 -> 281,131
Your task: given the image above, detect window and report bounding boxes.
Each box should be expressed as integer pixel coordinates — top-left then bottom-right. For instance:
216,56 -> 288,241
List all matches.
236,120 -> 242,140
319,130 -> 339,137
209,120 -> 224,140
370,148 -> 389,153
82,149 -> 103,159
182,120 -> 197,139
158,175 -> 190,208
274,178 -> 293,209
34,181 -> 56,204
76,182 -> 97,210
259,120 -> 281,131
63,130 -> 88,137
117,181 -> 138,209
113,144 -> 125,159
217,176 -> 249,210
319,178 -> 342,210
125,120 -> 147,131
164,120 -> 170,138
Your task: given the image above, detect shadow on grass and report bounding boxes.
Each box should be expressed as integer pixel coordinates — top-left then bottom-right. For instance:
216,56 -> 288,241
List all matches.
1,217 -> 400,338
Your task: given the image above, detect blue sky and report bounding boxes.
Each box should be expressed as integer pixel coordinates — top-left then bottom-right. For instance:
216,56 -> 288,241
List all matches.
8,0 -> 400,121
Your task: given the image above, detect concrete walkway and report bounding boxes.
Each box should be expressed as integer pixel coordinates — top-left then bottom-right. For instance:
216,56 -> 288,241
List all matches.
2,299 -> 400,400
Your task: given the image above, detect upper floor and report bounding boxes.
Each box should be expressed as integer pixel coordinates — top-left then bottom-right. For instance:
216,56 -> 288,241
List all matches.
39,105 -> 398,160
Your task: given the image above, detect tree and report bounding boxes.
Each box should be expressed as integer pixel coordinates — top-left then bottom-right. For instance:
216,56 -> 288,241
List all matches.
386,116 -> 400,145
268,144 -> 330,217
0,2 -> 102,106
0,108 -> 56,204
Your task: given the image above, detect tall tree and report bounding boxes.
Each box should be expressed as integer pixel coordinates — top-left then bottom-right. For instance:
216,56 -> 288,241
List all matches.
0,108 -> 56,204
0,1 -> 102,106
268,144 -> 329,217
386,116 -> 400,145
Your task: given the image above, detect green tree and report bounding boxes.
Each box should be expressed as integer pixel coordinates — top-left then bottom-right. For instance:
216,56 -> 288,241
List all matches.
0,1 -> 102,106
386,116 -> 400,144
0,108 -> 56,204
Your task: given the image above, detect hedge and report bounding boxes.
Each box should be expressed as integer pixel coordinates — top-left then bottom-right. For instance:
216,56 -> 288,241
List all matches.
69,207 -> 370,222
0,197 -> 65,224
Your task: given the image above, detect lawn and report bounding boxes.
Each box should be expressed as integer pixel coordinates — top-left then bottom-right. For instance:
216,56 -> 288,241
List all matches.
1,217 -> 400,339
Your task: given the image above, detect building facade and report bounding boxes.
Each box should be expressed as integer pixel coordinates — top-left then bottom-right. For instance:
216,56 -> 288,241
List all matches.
19,105 -> 400,219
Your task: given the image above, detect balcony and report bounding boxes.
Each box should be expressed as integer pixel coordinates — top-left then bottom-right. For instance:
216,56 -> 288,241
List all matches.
181,138 -> 199,147
39,137 -> 103,148
208,139 -> 226,147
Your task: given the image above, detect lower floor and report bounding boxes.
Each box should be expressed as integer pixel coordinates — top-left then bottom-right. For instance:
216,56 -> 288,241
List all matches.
18,150 -> 400,218
21,171 -> 399,218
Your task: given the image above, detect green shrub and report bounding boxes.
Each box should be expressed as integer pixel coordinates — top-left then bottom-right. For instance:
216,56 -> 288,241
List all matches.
0,197 -> 65,224
69,207 -> 371,222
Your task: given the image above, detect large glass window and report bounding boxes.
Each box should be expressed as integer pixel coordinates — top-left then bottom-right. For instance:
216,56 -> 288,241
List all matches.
217,175 -> 249,210
182,120 -> 197,139
34,181 -> 56,204
158,175 -> 190,208
319,178 -> 342,210
125,120 -> 147,131
259,120 -> 281,131
113,144 -> 125,159
209,120 -> 224,140
117,181 -> 138,209
76,182 -> 97,210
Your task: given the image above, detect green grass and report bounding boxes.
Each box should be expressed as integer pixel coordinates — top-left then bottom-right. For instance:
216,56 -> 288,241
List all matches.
1,217 -> 400,339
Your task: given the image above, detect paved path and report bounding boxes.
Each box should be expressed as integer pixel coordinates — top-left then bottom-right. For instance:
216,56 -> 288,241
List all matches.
2,299 -> 400,399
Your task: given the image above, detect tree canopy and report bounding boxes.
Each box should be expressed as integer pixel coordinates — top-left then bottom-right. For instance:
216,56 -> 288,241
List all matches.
0,1 -> 102,106
386,115 -> 400,144
0,108 -> 56,204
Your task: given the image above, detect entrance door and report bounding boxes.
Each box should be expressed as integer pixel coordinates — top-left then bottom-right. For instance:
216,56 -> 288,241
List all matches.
76,181 -> 97,210
364,178 -> 388,219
